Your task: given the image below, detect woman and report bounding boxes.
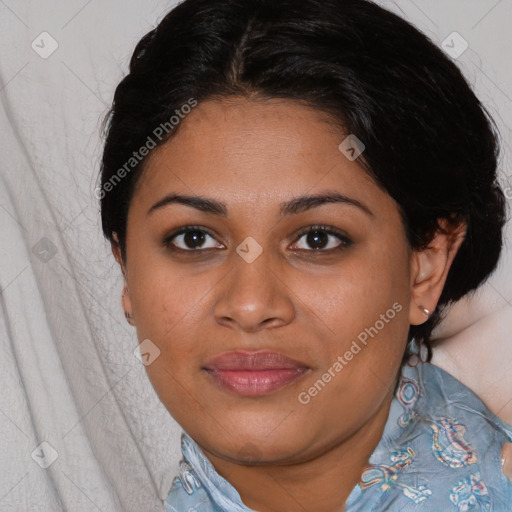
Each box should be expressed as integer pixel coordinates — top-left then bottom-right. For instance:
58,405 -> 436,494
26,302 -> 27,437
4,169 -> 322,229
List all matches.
98,0 -> 512,509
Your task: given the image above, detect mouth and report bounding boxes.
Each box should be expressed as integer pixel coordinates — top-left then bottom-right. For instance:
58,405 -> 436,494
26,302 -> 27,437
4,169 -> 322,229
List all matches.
203,350 -> 310,396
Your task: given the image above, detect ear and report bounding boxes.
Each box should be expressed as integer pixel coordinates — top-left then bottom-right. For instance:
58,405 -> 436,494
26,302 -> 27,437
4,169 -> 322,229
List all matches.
409,218 -> 467,325
111,232 -> 124,269
112,233 -> 134,324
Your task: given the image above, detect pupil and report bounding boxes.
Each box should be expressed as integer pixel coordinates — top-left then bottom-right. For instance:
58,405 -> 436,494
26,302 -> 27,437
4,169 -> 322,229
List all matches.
307,230 -> 328,249
184,230 -> 205,248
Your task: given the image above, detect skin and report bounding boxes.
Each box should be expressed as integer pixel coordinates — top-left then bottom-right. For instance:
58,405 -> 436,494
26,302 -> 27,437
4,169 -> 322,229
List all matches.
113,97 -> 468,512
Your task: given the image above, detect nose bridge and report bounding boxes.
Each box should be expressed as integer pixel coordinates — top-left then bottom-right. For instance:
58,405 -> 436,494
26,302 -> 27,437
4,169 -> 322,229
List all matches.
213,238 -> 295,331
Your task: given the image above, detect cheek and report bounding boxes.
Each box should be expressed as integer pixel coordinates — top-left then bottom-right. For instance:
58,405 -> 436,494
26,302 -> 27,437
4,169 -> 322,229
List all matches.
129,258 -> 215,341
291,241 -> 411,407
133,274 -> 210,421
291,261 -> 410,444
144,358 -> 209,439
293,241 -> 410,339
128,261 -> 222,398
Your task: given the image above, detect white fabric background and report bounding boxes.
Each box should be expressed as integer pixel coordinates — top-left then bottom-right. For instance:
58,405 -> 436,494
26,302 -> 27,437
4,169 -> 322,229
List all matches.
0,1 -> 510,511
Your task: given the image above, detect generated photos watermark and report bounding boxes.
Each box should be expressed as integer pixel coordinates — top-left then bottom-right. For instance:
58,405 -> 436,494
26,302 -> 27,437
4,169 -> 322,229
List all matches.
95,98 -> 198,200
298,301 -> 403,405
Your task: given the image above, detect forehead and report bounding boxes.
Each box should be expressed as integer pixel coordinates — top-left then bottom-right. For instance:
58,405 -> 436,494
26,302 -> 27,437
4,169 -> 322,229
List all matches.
131,97 -> 392,216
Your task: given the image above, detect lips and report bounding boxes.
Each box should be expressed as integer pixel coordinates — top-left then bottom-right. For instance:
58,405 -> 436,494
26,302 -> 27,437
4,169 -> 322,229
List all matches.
203,350 -> 309,396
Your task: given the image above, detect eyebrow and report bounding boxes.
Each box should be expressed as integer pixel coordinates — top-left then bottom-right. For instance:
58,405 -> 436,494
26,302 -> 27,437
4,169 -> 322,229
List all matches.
147,191 -> 374,217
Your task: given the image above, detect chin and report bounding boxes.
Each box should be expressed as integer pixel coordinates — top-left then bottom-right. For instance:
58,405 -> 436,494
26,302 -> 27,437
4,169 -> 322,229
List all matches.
197,423 -> 315,465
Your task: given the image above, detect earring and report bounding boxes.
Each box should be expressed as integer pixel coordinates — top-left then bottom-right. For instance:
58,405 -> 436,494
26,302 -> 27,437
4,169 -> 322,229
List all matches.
419,305 -> 431,319
124,310 -> 135,325
122,286 -> 135,324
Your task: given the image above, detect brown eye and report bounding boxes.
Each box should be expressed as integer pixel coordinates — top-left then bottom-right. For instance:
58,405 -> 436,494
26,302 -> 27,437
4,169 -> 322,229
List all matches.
164,227 -> 224,251
291,226 -> 352,251
181,230 -> 207,249
305,230 -> 330,249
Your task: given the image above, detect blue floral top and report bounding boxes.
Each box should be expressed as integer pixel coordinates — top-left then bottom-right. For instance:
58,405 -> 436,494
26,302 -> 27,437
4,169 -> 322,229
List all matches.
165,361 -> 512,511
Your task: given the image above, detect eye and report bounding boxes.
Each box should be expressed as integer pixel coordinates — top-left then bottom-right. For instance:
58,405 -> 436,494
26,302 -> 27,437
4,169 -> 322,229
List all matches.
291,225 -> 352,251
163,225 -> 351,253
163,226 -> 224,251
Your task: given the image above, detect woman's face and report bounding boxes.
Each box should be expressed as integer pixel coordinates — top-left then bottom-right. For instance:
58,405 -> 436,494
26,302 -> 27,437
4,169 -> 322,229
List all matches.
120,97 -> 416,464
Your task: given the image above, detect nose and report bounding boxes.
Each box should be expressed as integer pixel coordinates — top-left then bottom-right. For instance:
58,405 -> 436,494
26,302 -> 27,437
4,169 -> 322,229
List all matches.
213,248 -> 295,333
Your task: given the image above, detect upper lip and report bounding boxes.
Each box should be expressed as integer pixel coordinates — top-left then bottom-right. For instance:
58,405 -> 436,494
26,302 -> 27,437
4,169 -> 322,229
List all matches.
203,350 -> 309,371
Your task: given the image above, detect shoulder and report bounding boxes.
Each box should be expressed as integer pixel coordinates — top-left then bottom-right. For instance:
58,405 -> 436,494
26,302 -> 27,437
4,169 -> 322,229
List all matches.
347,361 -> 512,511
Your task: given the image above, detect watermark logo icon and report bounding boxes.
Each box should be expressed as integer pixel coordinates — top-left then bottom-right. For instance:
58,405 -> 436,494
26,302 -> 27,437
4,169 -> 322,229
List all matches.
134,339 -> 161,366
338,134 -> 365,161
32,237 -> 58,263
237,442 -> 263,463
236,236 -> 263,263
441,32 -> 468,59
31,32 -> 59,59
31,441 -> 59,469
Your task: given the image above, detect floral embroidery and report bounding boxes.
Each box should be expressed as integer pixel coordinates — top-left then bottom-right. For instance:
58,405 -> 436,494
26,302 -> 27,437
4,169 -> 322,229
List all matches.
449,472 -> 491,511
360,447 -> 432,503
430,418 -> 477,468
396,377 -> 419,427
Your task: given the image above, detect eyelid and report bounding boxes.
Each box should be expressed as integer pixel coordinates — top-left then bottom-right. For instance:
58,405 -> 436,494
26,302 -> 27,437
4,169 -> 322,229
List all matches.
163,224 -> 352,252
163,225 -> 225,250
291,224 -> 353,250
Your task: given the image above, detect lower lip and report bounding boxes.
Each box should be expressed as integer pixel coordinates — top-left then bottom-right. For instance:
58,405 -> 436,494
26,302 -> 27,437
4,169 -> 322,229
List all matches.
205,368 -> 308,396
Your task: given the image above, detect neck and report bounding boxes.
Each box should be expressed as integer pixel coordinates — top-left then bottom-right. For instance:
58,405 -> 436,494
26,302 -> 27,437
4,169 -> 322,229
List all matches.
202,387 -> 395,512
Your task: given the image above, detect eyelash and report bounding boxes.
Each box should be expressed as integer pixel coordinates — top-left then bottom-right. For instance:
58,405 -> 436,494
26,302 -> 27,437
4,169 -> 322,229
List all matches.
162,224 -> 353,254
